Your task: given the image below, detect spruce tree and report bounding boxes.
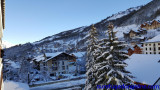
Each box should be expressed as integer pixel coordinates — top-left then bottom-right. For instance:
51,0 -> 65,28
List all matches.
85,24 -> 99,90
94,23 -> 134,88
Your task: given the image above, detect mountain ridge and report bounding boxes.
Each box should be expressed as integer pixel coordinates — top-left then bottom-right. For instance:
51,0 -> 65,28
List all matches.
4,0 -> 160,60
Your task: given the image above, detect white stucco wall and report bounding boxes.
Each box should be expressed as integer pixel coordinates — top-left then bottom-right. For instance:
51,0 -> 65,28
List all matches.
143,42 -> 160,54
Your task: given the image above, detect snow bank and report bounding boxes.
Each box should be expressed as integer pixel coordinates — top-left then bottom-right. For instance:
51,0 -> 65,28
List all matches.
125,54 -> 160,85
30,79 -> 86,90
4,81 -> 29,90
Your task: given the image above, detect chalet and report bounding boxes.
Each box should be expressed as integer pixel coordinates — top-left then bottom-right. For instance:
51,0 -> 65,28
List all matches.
127,48 -> 134,56
137,28 -> 147,35
123,30 -> 139,39
133,45 -> 142,54
140,20 -> 160,30
33,52 -> 77,77
142,34 -> 160,54
127,45 -> 142,56
0,0 -> 5,90
124,29 -> 147,40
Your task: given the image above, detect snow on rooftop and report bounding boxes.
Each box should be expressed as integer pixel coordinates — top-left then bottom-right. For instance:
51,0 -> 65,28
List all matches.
146,34 -> 160,43
45,52 -> 62,57
33,52 -> 63,62
125,54 -> 160,85
33,55 -> 45,62
72,52 -> 85,58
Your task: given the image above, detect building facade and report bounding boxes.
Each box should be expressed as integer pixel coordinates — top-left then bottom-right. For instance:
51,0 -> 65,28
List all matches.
0,0 -> 5,90
143,42 -> 160,54
40,53 -> 77,77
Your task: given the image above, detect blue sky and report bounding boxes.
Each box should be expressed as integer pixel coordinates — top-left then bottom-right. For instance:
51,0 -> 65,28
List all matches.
4,0 -> 152,45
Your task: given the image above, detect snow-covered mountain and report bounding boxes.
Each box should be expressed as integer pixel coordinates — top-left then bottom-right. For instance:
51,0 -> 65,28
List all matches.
4,0 -> 160,59
107,6 -> 142,21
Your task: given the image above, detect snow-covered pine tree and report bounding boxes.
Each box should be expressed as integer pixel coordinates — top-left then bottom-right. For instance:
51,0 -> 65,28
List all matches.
94,23 -> 134,87
85,24 -> 99,90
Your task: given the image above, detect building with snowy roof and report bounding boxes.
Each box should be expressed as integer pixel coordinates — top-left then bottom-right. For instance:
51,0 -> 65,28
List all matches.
32,52 -> 77,77
142,34 -> 160,54
125,54 -> 160,86
123,29 -> 147,42
140,20 -> 160,30
127,45 -> 142,56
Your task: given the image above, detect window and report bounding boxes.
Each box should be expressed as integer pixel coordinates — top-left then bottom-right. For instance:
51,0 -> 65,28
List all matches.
159,47 -> 160,50
145,44 -> 147,46
159,52 -> 160,54
52,62 -> 57,66
150,48 -> 151,50
62,71 -> 66,74
154,44 -> 155,46
67,65 -> 68,70
150,52 -> 152,54
146,48 -> 147,50
154,48 -> 156,51
50,73 -> 56,76
158,43 -> 160,45
62,61 -> 64,65
146,52 -> 148,54
62,66 -> 65,70
53,67 -> 58,70
149,44 -> 151,46
43,62 -> 46,66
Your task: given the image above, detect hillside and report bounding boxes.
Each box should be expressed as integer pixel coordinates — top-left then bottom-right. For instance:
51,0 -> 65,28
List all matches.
5,0 -> 160,58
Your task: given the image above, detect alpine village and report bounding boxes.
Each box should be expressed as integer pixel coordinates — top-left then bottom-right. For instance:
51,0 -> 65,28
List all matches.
1,0 -> 160,90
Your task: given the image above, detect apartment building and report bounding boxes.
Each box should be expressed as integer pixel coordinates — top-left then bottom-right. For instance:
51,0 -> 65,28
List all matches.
143,35 -> 160,54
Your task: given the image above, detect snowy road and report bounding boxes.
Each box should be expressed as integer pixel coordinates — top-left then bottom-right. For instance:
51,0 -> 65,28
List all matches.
30,79 -> 86,90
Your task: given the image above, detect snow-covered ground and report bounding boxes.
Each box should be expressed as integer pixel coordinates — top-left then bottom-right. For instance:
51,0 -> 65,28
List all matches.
30,79 -> 86,90
125,54 -> 160,85
33,74 -> 86,85
114,24 -> 140,38
4,81 -> 29,90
